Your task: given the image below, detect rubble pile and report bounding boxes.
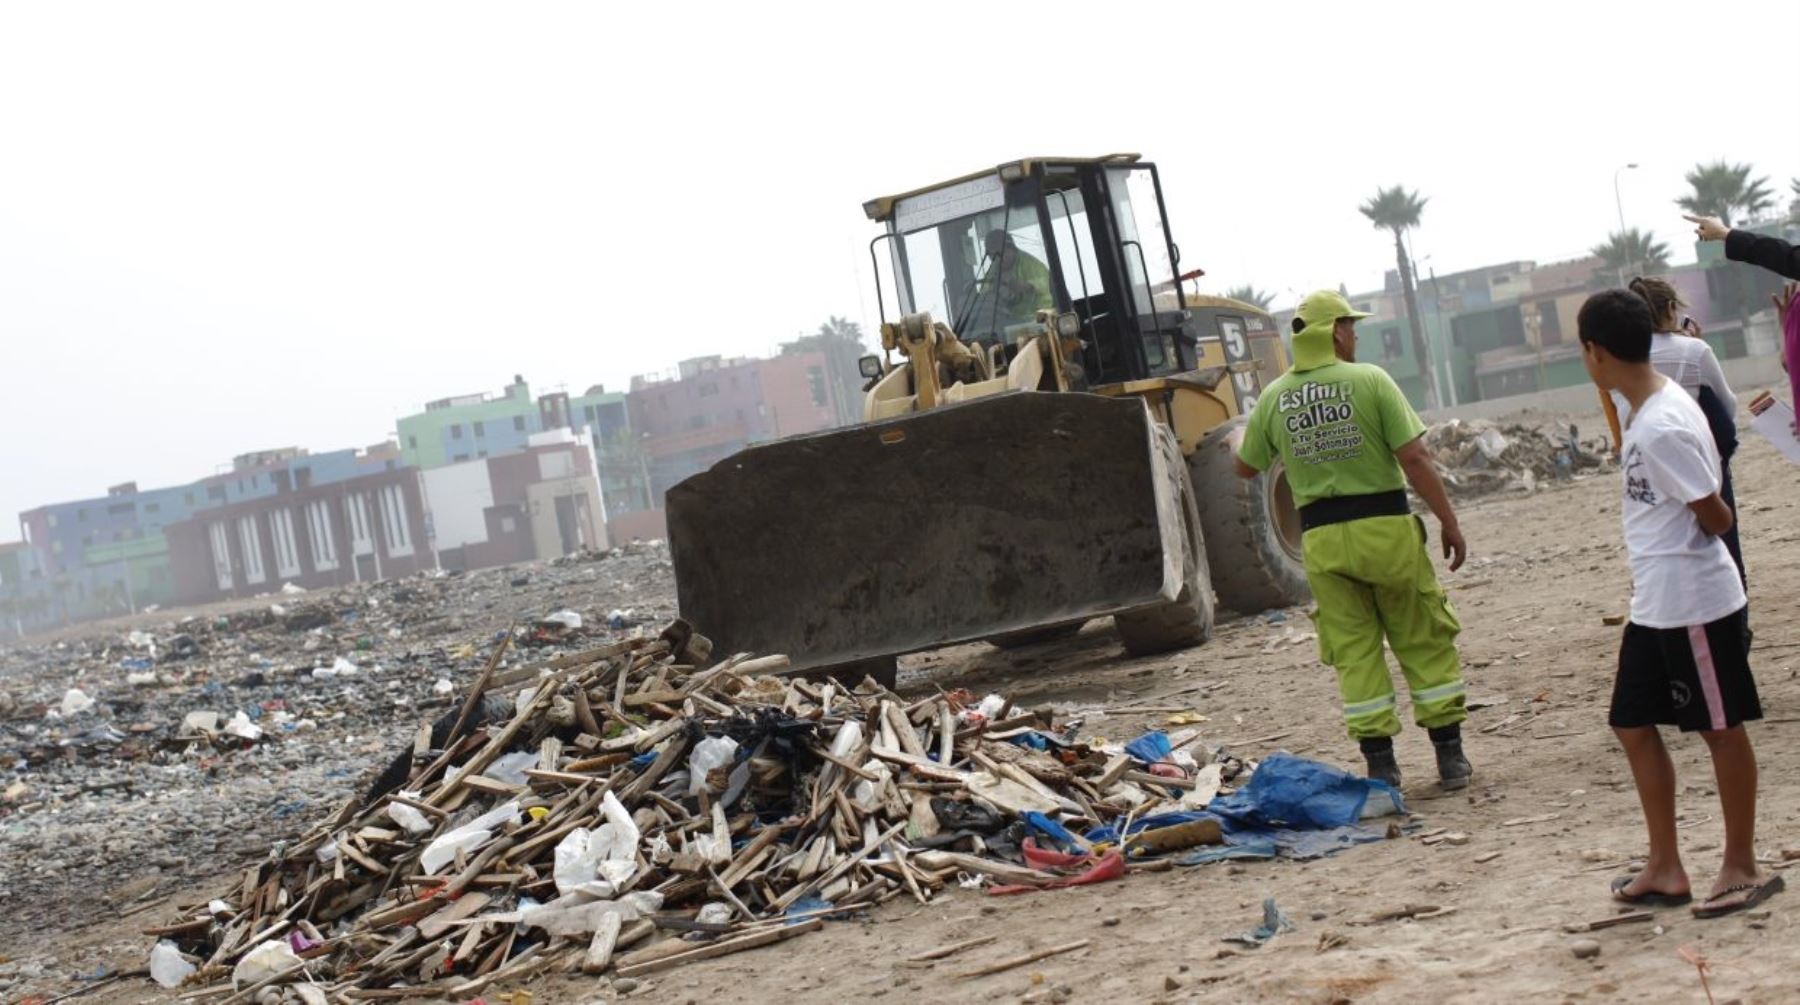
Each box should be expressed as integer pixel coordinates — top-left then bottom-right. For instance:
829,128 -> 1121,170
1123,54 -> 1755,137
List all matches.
0,542 -> 677,987
140,618 -> 1322,999
1423,418 -> 1612,496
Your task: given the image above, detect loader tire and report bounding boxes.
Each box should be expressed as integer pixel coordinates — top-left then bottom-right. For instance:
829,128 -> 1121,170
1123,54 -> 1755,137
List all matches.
1190,416 -> 1310,614
986,621 -> 1087,650
1114,460 -> 1215,657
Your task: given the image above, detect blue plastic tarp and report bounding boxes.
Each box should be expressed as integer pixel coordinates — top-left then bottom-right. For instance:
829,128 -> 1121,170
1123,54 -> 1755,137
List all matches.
1208,753 -> 1404,829
1124,730 -> 1172,765
1081,754 -> 1403,865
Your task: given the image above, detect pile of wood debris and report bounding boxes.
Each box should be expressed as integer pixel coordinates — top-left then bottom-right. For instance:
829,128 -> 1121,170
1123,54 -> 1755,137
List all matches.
143,620 -> 1240,1000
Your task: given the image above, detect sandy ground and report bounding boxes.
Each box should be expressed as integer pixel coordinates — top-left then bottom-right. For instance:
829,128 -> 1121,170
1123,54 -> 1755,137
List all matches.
16,410 -> 1800,1004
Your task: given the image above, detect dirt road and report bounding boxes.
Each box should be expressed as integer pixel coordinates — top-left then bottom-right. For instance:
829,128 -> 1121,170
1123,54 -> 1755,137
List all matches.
10,413 -> 1798,1003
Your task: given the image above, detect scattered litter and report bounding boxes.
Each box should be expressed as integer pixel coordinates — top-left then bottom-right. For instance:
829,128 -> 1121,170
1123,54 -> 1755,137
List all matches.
148,940 -> 196,988
1224,897 -> 1296,947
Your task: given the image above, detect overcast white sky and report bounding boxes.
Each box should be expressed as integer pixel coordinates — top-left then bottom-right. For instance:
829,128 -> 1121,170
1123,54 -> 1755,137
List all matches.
2,0 -> 1795,528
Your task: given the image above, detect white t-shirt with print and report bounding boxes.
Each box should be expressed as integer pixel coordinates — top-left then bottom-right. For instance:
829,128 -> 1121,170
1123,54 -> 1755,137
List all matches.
1619,380 -> 1746,628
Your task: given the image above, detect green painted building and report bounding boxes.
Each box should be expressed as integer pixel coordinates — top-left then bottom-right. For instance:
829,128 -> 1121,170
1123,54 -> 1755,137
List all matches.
397,377 -> 540,469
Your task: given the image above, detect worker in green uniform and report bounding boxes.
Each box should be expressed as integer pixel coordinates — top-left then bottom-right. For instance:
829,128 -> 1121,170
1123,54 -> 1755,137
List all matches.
980,229 -> 1053,324
1234,290 -> 1473,790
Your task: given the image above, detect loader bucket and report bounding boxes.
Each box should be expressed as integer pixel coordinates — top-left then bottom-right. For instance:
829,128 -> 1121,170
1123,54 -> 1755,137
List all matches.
666,391 -> 1186,676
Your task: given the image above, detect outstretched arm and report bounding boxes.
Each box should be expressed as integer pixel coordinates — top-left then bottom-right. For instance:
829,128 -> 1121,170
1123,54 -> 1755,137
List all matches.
1395,437 -> 1466,571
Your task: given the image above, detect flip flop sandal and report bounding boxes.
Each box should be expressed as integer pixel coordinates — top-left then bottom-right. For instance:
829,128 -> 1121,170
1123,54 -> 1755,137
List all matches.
1692,874 -> 1786,919
1610,875 -> 1693,907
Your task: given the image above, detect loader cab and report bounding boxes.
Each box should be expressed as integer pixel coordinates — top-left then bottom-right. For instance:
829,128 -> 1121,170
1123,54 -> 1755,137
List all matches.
865,154 -> 1195,388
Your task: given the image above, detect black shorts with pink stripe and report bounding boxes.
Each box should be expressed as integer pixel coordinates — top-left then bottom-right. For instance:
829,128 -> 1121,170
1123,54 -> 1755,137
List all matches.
1611,608 -> 1761,733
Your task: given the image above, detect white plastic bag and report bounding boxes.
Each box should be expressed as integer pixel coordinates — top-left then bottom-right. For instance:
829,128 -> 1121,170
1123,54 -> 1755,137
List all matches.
420,800 -> 519,873
552,792 -> 641,895
149,940 -> 196,988
517,890 -> 662,937
59,688 -> 95,717
233,938 -> 301,988
433,678 -> 455,695
686,736 -> 738,796
386,790 -> 432,835
224,711 -> 263,741
488,751 -> 538,786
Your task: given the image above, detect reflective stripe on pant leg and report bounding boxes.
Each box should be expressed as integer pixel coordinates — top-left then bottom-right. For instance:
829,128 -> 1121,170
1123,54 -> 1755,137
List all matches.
1365,516 -> 1467,730
1304,522 -> 1401,741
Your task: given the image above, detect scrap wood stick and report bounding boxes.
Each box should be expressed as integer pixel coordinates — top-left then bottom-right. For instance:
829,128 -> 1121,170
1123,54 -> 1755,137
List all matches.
956,939 -> 1092,980
449,631 -> 513,742
614,919 -> 824,978
906,934 -> 998,963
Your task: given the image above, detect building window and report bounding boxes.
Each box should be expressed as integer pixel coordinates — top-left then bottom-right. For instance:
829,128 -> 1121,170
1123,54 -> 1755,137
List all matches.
408,435 -> 418,449
208,485 -> 225,501
238,516 -> 266,585
108,501 -> 133,516
145,502 -> 160,514
347,494 -> 375,556
453,454 -> 469,463
379,484 -> 413,558
306,499 -> 338,571
513,415 -> 526,432
78,509 -> 87,522
807,366 -> 828,407
473,420 -> 485,436
450,424 -> 463,439
584,405 -> 596,422
208,522 -> 233,591
270,508 -> 302,579
699,383 -> 720,398
500,516 -> 517,534
46,513 -> 58,529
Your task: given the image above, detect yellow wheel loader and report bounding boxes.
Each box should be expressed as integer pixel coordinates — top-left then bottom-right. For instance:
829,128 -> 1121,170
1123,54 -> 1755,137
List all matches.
667,154 -> 1308,686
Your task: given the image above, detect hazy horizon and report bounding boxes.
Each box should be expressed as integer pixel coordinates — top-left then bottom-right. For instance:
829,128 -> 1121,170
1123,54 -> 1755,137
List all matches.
3,0 -> 1796,523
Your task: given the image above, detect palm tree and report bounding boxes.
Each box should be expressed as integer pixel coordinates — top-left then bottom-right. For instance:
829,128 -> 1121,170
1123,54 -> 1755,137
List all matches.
1223,285 -> 1274,310
1675,161 -> 1775,227
1359,185 -> 1437,409
1590,228 -> 1671,279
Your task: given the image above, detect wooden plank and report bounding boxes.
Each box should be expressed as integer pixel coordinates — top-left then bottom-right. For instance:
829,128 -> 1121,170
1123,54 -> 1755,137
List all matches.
614,920 -> 823,978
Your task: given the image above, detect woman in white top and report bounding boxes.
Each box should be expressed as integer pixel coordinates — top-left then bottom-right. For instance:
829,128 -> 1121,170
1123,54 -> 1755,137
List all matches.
1625,277 -> 1736,415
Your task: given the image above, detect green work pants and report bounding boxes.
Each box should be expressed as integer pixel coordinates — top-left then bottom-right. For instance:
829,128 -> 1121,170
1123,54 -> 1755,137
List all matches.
1303,514 -> 1467,740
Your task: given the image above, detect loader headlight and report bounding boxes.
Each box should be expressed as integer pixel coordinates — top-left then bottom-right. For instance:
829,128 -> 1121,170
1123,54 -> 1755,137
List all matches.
1055,313 -> 1081,338
858,355 -> 883,379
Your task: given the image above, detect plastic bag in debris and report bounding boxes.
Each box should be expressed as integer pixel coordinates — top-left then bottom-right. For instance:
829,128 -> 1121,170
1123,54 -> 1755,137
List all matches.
127,629 -> 156,650
488,751 -> 539,786
1021,811 -> 1085,852
852,760 -> 893,812
224,710 -> 263,741
517,889 -> 662,937
280,581 -> 307,595
59,688 -> 96,717
696,901 -> 733,925
149,940 -> 196,988
1474,427 -> 1509,463
541,610 -> 583,630
421,800 -> 520,873
232,938 -> 302,988
551,791 -> 639,895
432,678 -> 455,696
687,736 -> 739,796
386,791 -> 432,836
127,671 -> 158,687
1124,730 -> 1172,765
958,693 -> 1007,726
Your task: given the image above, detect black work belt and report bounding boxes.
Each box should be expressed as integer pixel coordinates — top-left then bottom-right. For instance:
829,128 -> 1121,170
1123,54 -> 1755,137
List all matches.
1299,489 -> 1409,532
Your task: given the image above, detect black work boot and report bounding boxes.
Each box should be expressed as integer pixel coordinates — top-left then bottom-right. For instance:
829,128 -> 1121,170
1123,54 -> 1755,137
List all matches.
1359,737 -> 1402,789
1429,724 -> 1473,790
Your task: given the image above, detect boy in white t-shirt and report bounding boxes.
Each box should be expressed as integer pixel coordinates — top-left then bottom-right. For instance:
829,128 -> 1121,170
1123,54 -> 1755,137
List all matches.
1578,289 -> 1780,919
